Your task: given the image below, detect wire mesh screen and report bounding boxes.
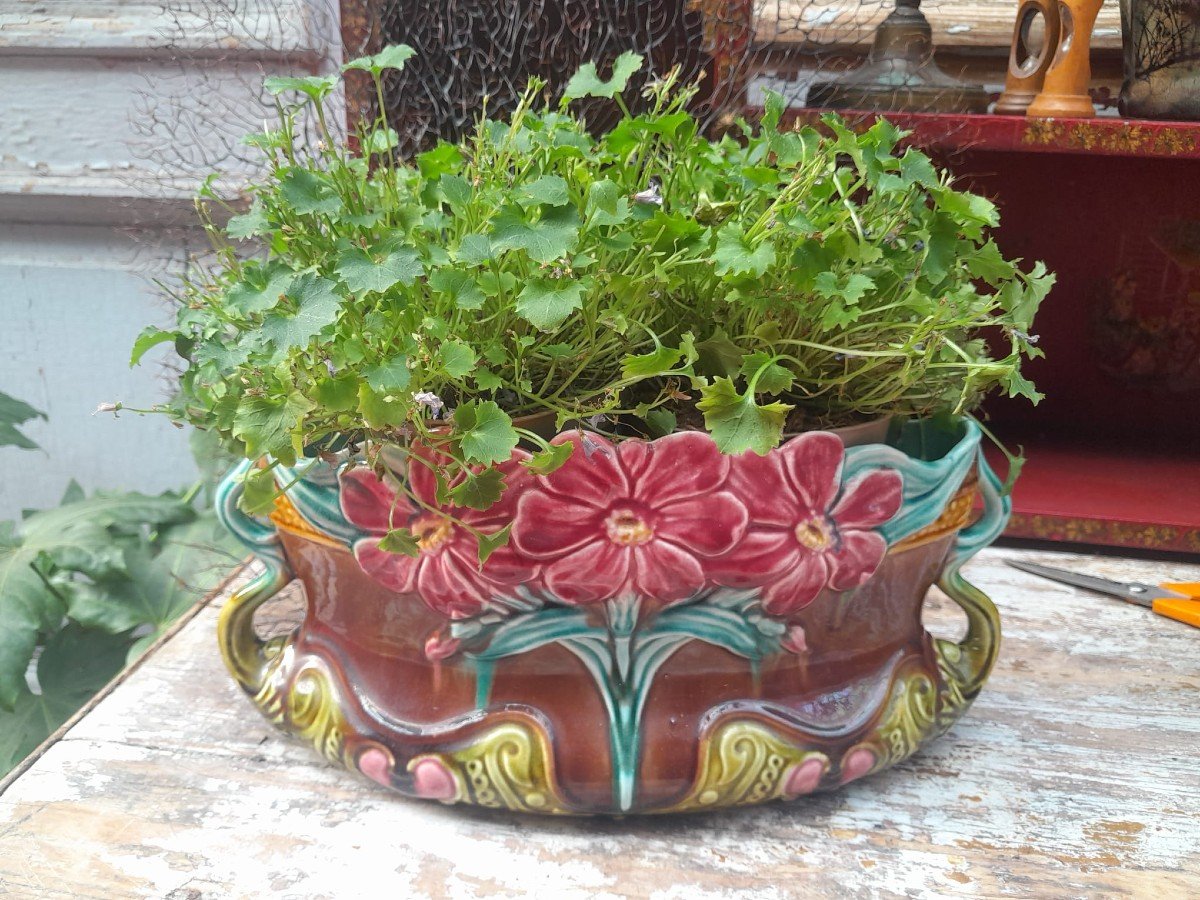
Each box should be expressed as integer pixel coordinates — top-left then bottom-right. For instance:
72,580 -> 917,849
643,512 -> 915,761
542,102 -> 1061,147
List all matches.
341,0 -> 942,155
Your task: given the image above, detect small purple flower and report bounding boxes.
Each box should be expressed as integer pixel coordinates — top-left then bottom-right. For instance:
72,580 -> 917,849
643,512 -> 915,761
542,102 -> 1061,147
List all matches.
412,391 -> 446,419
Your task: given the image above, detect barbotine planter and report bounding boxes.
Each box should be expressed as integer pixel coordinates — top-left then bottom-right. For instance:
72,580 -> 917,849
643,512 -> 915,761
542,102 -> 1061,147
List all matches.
215,417 -> 1006,815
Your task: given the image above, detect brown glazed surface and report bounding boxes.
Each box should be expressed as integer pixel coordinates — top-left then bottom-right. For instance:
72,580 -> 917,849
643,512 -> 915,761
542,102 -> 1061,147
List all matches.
278,529 -> 952,811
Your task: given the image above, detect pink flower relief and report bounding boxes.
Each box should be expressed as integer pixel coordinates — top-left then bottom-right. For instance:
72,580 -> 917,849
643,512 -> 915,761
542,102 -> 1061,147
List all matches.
338,450 -> 536,620
510,431 -> 749,606
709,432 -> 903,616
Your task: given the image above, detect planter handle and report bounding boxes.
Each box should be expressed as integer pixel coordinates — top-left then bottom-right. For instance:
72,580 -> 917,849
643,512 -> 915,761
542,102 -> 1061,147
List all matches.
935,448 -> 1009,705
214,460 -> 293,695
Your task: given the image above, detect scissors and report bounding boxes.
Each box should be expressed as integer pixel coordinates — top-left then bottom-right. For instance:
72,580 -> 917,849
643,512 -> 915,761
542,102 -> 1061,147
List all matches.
1007,560 -> 1200,629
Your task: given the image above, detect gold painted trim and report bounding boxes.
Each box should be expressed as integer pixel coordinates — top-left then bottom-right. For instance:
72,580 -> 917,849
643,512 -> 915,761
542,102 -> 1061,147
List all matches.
269,493 -> 345,548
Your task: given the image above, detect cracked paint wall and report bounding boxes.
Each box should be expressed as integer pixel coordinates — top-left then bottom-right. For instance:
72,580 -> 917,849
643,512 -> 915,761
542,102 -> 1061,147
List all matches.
0,1 -> 339,517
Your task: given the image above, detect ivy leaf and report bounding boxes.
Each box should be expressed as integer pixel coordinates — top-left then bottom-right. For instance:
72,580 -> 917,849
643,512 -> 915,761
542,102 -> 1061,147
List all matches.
696,377 -> 792,456
239,465 -> 280,516
312,373 -> 360,411
562,50 -> 644,100
357,384 -> 408,428
231,391 -> 313,466
429,269 -> 485,310
1003,261 -> 1055,330
224,264 -> 295,316
517,175 -> 570,208
491,204 -> 580,264
586,179 -> 630,226
226,200 -> 268,240
621,345 -> 684,380
439,174 -> 472,212
364,356 -> 411,394
455,234 -> 493,265
739,351 -> 794,395
259,273 -> 342,354
515,279 -> 587,332
342,44 -> 416,75
263,74 -> 339,102
455,400 -> 519,465
966,239 -> 1017,286
524,441 -> 574,476
713,224 -> 775,277
279,168 -> 342,215
0,391 -> 45,451
378,528 -> 420,557
440,341 -> 477,378
363,128 -> 399,155
475,524 -> 513,567
129,327 -> 176,368
336,247 -> 422,295
448,468 -> 505,510
1001,364 -> 1043,404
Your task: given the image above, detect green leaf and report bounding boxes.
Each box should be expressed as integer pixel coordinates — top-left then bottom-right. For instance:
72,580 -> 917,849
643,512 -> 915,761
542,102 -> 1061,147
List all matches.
448,468 -> 505,510
0,390 -> 45,451
429,269 -> 485,310
226,200 -> 268,240
231,391 -> 313,466
259,273 -> 342,354
66,523 -> 238,641
455,234 -> 493,265
517,175 -> 570,208
1001,365 -> 1043,404
335,247 -> 422,295
440,341 -> 477,378
524,440 -> 574,476
621,345 -> 684,380
562,51 -> 644,100
491,204 -> 580,264
515,279 -> 587,332
263,74 -> 339,102
129,327 -> 176,367
586,179 -> 630,226
713,224 -> 775,277
342,44 -> 416,75
475,524 -> 513,567
740,351 -> 794,395
454,400 -> 519,465
312,373 -> 360,411
378,528 -> 420,557
357,384 -> 408,428
439,174 -> 472,212
0,624 -> 131,774
224,264 -> 295,316
644,408 -> 677,438
966,239 -> 1017,286
364,356 -> 411,394
279,168 -> 342,215
0,491 -> 192,710
694,331 -> 745,379
696,377 -> 792,456
239,466 -> 280,516
362,128 -> 399,155
1004,261 -> 1055,330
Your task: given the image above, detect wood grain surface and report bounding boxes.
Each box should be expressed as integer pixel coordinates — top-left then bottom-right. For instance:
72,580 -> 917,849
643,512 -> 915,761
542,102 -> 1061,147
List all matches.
1,547 -> 1198,899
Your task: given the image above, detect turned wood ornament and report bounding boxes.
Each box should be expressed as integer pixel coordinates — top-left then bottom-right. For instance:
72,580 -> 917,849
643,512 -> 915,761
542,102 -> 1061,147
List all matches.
1026,0 -> 1104,117
995,0 -> 1062,114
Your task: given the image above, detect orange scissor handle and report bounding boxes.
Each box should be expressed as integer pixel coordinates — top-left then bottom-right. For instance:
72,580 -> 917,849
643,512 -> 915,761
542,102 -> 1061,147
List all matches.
1151,597 -> 1200,629
1161,582 -> 1200,598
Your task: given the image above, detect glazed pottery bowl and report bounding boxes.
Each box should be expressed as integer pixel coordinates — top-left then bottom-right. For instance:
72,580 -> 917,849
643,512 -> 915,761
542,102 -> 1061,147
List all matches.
215,417 -> 1007,815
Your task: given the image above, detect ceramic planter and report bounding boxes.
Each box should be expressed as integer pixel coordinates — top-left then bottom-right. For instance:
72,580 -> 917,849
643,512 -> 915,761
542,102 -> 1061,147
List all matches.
215,417 -> 1007,815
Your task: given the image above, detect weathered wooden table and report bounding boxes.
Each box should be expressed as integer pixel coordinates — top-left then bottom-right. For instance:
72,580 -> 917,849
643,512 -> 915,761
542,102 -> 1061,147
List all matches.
1,546 -> 1197,898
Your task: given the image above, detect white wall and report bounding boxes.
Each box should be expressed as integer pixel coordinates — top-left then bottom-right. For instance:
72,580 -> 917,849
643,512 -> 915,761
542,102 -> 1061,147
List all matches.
0,1 -> 339,518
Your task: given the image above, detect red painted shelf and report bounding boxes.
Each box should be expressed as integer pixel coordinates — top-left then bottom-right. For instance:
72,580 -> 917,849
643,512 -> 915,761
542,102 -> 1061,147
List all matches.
780,109 -> 1200,160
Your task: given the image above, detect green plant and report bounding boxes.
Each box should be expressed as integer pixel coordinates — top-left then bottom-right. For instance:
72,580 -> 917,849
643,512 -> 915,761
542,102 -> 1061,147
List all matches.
135,48 -> 1051,554
0,395 -> 242,775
